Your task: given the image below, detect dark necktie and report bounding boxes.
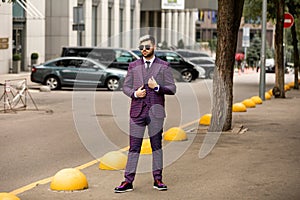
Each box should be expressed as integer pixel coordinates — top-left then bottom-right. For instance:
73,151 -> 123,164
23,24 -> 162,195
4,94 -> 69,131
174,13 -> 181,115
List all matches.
146,61 -> 150,71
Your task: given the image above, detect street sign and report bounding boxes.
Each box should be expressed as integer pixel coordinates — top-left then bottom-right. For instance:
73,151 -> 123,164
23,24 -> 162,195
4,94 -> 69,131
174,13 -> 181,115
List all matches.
0,38 -> 9,43
242,27 -> 250,47
72,24 -> 85,31
0,37 -> 9,49
284,13 -> 294,29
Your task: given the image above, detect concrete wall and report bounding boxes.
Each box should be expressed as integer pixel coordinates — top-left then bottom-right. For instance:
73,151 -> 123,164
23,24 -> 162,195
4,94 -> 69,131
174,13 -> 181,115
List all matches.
0,3 -> 13,74
45,0 -> 77,60
26,0 -> 46,70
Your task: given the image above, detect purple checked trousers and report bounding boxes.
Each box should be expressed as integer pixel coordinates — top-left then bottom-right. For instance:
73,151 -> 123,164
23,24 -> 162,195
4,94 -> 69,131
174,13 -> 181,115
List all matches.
124,109 -> 164,183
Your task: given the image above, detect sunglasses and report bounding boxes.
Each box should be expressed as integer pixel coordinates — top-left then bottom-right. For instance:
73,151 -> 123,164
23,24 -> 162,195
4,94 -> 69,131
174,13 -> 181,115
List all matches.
138,45 -> 151,51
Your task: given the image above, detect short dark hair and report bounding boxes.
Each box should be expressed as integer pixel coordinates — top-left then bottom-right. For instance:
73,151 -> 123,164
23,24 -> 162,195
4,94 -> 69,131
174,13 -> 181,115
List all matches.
139,35 -> 155,45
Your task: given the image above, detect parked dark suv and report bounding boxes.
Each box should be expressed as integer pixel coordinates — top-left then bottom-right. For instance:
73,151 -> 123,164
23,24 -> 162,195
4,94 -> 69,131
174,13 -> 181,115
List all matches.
61,47 -> 139,70
132,49 -> 199,82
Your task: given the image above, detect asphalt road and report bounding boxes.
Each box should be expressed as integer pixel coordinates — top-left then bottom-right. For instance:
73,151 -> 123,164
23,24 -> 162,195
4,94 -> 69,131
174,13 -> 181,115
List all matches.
0,71 -> 295,193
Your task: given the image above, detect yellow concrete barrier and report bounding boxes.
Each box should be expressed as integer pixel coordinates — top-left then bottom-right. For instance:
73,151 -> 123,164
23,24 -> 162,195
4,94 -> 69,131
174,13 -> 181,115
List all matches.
50,168 -> 88,191
268,89 -> 273,96
140,138 -> 152,154
99,151 -> 128,170
242,99 -> 256,108
199,114 -> 212,126
0,193 -> 20,200
288,82 -> 294,88
284,84 -> 290,91
250,96 -> 263,104
164,127 -> 187,141
232,103 -> 247,112
265,92 -> 272,100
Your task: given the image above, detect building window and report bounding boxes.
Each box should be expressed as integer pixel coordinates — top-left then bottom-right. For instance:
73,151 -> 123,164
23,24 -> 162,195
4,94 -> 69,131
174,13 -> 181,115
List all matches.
92,5 -> 97,46
149,11 -> 154,27
120,8 -> 124,46
211,11 -> 217,24
13,2 -> 25,19
108,7 -> 112,46
120,0 -> 124,8
244,17 -> 261,24
207,11 -> 217,24
131,9 -> 134,47
130,0 -> 135,8
198,10 -> 204,22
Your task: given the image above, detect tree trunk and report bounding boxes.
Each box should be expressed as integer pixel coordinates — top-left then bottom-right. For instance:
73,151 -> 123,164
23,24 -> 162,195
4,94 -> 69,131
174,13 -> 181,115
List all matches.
291,23 -> 300,89
208,0 -> 245,132
274,0 -> 285,98
287,3 -> 299,90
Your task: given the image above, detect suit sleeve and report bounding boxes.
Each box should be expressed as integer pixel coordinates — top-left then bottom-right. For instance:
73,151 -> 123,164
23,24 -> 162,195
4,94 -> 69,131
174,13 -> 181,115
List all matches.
158,63 -> 176,95
122,64 -> 136,98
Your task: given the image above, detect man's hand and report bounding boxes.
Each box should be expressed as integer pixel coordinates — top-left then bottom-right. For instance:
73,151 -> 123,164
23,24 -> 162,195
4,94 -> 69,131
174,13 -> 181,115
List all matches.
135,85 -> 146,98
148,76 -> 158,89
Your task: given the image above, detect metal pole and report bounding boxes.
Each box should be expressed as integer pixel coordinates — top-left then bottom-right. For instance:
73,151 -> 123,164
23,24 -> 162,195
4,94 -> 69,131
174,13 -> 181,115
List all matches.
244,47 -> 247,70
259,0 -> 267,100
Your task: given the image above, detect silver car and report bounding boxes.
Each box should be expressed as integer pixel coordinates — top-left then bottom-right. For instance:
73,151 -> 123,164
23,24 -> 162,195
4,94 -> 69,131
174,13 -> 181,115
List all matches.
31,57 -> 127,91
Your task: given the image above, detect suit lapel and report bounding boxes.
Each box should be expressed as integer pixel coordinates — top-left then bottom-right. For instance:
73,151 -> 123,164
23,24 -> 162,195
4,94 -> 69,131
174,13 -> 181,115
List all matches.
151,58 -> 162,78
136,59 -> 145,85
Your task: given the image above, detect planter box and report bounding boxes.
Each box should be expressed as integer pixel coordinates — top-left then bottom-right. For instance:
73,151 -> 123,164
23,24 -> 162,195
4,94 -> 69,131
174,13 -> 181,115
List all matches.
12,60 -> 21,73
29,59 -> 38,71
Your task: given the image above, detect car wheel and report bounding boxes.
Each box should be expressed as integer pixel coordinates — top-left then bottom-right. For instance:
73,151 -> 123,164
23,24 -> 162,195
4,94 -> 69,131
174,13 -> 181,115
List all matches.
45,76 -> 61,90
181,71 -> 193,82
207,69 -> 214,79
106,77 -> 120,91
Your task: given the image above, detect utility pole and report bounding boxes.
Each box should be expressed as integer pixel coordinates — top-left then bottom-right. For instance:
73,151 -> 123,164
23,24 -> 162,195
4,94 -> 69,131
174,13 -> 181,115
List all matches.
259,0 -> 267,100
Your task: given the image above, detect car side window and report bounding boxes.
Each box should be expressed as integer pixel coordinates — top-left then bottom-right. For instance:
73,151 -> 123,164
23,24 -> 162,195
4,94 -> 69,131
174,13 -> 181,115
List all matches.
155,52 -> 166,61
78,50 -> 90,57
44,61 -> 59,67
68,59 -> 83,68
56,60 -> 68,67
166,52 -> 182,63
81,60 -> 98,69
115,50 -> 135,63
47,60 -> 69,67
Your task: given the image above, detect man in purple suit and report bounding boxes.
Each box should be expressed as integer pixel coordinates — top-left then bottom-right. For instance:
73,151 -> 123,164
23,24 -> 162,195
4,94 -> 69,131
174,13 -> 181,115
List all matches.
114,35 -> 176,193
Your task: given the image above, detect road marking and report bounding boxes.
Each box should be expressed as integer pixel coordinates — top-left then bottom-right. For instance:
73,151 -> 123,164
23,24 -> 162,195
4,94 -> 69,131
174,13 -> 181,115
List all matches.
9,119 -> 200,195
10,177 -> 52,195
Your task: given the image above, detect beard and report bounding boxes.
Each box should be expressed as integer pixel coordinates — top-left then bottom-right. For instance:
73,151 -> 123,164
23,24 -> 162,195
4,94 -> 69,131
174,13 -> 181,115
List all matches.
142,49 -> 154,59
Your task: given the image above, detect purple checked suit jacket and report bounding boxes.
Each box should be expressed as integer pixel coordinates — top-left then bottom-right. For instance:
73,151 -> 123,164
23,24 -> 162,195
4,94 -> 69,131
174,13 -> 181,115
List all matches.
123,57 -> 176,118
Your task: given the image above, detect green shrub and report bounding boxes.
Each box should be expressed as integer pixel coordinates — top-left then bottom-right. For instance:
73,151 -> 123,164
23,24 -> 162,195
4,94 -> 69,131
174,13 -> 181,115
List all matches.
31,52 -> 39,60
13,53 -> 21,61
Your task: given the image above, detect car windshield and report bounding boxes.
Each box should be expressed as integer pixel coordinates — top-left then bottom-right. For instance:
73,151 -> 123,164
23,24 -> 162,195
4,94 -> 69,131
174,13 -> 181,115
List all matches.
156,52 -> 182,63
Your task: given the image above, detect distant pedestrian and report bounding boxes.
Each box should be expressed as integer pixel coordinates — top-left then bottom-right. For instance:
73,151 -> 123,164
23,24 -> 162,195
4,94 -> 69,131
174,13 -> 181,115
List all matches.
114,35 -> 176,193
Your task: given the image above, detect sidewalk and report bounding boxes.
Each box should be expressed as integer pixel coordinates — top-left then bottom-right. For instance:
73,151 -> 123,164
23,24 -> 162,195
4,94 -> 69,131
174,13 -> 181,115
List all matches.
0,72 -> 31,83
0,72 -> 40,90
13,85 -> 300,199
1,72 -> 299,199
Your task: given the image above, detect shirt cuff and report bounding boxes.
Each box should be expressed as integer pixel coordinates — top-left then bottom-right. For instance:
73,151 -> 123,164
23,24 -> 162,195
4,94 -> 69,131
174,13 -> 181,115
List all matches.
154,85 -> 160,92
